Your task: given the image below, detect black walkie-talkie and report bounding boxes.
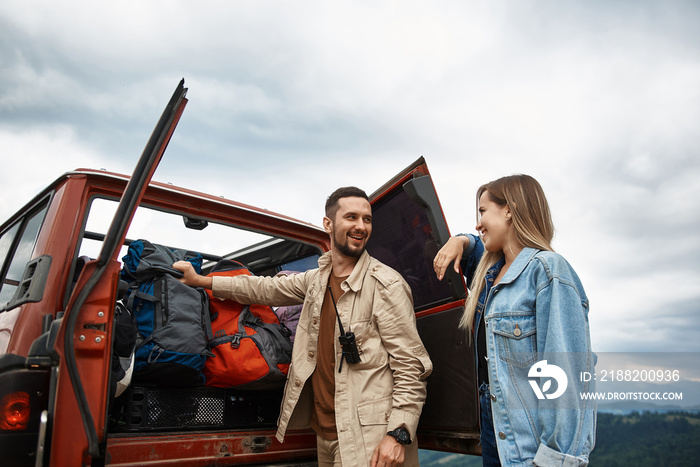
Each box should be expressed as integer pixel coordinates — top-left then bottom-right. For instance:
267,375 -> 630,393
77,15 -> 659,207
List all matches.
328,286 -> 361,372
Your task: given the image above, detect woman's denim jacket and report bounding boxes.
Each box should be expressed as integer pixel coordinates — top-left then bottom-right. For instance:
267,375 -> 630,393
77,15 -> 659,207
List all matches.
461,234 -> 596,467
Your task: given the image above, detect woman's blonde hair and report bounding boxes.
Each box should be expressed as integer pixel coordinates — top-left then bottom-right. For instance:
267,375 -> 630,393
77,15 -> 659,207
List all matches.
459,174 -> 555,332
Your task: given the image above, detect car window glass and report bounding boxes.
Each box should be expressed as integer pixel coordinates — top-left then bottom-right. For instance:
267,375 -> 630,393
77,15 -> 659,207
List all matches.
367,188 -> 454,311
0,204 -> 48,307
281,255 -> 320,272
0,223 -> 20,276
79,197 -> 321,276
81,198 -> 274,261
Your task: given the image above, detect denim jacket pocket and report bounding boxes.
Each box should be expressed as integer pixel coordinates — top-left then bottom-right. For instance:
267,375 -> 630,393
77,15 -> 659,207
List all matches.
491,314 -> 537,368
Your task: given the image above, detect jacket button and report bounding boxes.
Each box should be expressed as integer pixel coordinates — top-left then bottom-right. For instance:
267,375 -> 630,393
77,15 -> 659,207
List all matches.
294,379 -> 301,387
385,413 -> 389,422
490,394 -> 496,402
313,318 -> 318,325
513,325 -> 522,337
308,351 -> 314,358
498,432 -> 506,440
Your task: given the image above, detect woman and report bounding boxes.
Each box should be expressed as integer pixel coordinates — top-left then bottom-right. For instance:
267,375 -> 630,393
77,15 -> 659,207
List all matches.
433,174 -> 596,467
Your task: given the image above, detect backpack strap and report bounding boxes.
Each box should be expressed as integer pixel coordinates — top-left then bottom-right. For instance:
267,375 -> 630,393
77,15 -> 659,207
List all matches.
198,288 -> 215,357
207,305 -> 254,349
152,277 -> 166,330
239,308 -> 293,363
126,283 -> 160,313
254,320 -> 293,357
208,332 -> 246,349
133,278 -> 165,352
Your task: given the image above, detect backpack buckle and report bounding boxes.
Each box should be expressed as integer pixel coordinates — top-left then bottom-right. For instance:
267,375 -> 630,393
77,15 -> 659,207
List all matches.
230,333 -> 243,349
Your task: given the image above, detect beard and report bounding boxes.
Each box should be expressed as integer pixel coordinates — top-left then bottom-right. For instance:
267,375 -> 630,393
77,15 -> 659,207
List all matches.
333,228 -> 366,258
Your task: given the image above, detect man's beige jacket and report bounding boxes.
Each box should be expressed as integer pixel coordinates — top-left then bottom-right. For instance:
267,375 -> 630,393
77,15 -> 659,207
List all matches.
212,250 -> 433,466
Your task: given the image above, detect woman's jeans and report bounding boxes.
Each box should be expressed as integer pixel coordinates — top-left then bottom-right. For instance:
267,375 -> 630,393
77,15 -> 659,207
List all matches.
479,382 -> 502,467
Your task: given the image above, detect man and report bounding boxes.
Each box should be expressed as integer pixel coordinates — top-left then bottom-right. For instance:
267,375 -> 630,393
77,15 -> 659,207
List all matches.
174,187 -> 432,467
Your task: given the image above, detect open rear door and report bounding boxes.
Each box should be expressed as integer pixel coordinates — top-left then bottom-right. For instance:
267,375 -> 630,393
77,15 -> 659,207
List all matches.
366,157 -> 480,455
47,80 -> 189,466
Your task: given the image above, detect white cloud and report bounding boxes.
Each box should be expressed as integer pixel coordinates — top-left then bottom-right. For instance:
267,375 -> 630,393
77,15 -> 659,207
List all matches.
0,126 -> 118,219
1,0 -> 699,353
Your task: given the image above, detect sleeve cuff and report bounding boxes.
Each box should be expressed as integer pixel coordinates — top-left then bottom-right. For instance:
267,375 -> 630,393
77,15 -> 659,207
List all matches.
456,233 -> 477,259
533,443 -> 589,467
387,409 -> 421,441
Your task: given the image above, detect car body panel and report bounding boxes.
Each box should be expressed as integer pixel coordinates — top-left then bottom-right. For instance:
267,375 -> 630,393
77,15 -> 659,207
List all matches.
0,84 -> 479,466
367,157 -> 480,454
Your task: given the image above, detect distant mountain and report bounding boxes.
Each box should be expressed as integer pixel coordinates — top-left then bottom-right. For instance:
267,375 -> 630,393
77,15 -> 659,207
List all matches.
590,411 -> 700,466
419,410 -> 700,466
598,401 -> 700,413
418,449 -> 481,466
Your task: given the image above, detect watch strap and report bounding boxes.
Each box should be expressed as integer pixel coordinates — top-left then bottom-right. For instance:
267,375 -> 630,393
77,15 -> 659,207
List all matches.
387,427 -> 412,445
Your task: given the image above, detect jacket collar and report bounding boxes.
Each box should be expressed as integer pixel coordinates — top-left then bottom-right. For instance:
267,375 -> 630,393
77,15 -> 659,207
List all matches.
317,249 -> 371,293
497,247 -> 540,286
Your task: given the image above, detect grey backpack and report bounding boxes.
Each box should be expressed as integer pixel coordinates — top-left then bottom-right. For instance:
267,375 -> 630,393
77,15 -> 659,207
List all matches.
120,239 -> 213,387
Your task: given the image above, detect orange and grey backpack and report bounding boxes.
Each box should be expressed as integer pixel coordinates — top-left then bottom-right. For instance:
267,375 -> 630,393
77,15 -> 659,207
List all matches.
203,260 -> 293,389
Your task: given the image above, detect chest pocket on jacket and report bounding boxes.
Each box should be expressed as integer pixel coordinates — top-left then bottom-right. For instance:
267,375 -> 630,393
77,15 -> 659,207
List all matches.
490,314 -> 537,368
352,319 -> 388,369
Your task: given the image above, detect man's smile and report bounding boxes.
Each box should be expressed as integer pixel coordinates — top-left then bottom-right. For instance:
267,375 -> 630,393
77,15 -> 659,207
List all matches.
349,232 -> 365,242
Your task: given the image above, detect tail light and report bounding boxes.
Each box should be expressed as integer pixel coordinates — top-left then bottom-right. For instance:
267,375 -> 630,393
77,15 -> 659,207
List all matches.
0,391 -> 31,431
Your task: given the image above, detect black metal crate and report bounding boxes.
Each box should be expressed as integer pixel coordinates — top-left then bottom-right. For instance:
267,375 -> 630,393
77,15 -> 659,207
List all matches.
110,386 -> 283,432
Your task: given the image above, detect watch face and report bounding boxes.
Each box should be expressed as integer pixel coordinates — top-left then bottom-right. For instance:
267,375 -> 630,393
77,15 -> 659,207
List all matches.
390,428 -> 411,444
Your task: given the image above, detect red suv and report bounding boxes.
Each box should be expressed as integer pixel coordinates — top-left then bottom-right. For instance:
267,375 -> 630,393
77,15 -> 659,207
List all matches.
0,81 -> 480,466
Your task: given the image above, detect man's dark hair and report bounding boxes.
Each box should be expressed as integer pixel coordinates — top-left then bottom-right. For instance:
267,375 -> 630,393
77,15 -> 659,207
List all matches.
325,186 -> 369,220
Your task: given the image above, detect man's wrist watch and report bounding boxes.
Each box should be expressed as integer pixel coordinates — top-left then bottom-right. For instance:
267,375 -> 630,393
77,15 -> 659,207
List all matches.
387,427 -> 412,445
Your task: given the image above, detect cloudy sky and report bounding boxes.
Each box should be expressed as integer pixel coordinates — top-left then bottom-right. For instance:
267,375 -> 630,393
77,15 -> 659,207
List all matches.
1,1 -> 699,355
